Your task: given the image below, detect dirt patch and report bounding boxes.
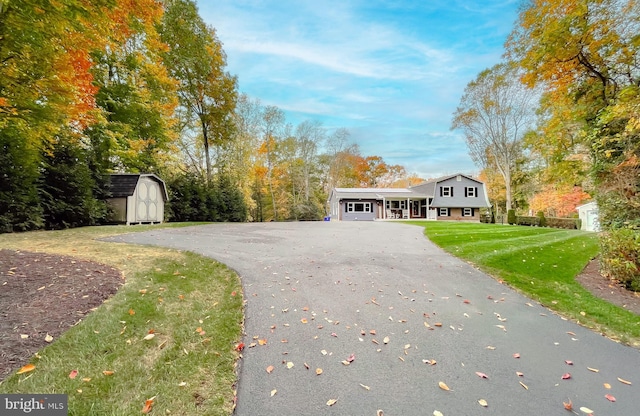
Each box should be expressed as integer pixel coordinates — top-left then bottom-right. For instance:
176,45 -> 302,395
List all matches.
575,257 -> 640,316
0,249 -> 123,381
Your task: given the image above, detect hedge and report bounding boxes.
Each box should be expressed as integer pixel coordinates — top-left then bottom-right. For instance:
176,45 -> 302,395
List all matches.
514,215 -> 580,229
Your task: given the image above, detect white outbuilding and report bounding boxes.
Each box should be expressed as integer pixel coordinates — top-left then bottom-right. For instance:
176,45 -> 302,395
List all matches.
577,201 -> 600,232
107,174 -> 168,225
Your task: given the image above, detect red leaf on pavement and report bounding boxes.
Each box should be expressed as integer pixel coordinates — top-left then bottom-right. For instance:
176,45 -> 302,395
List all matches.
475,372 -> 489,379
605,394 -> 616,402
562,373 -> 572,380
563,399 -> 573,411
513,353 -> 520,359
565,360 -> 573,365
346,354 -> 355,362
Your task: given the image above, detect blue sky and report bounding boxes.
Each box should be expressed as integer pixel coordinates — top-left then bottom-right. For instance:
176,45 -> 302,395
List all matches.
197,0 -> 520,180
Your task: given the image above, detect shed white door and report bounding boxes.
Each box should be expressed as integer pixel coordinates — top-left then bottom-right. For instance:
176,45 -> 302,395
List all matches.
135,179 -> 162,222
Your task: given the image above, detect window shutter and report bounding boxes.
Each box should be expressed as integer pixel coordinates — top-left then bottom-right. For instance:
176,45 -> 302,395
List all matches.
475,187 -> 478,197
464,187 -> 468,197
451,188 -> 454,197
439,187 -> 443,196
472,208 -> 475,216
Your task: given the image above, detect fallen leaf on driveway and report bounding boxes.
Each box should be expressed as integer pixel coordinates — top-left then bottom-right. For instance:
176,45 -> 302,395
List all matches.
513,353 -> 520,359
562,373 -> 572,380
579,407 -> 594,415
475,372 -> 489,379
438,381 -> 450,391
316,368 -> 323,375
326,399 -> 337,406
617,377 -> 632,385
271,389 -> 277,397
587,367 -> 599,373
605,394 -> 616,402
266,365 -> 274,374
478,399 -> 488,407
563,399 -> 573,410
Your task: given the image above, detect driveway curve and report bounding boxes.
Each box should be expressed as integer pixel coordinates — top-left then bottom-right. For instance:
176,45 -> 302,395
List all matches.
109,221 -> 640,415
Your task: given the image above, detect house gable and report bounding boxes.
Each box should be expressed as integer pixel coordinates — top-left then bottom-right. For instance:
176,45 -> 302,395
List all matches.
430,174 -> 490,208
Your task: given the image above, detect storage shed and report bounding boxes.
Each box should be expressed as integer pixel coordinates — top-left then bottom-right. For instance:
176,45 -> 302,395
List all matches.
576,201 -> 600,232
107,174 -> 168,225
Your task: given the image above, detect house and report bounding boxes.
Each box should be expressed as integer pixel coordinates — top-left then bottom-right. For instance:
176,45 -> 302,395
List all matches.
327,173 -> 490,221
576,201 -> 600,232
106,174 -> 168,225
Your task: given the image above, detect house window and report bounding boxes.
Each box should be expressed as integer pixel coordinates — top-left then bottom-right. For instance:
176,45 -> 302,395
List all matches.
440,186 -> 453,197
463,208 -> 474,217
439,208 -> 449,217
347,202 -> 372,213
465,187 -> 477,197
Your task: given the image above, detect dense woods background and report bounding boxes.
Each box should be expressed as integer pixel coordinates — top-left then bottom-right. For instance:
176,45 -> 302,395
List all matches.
0,1 -> 638,286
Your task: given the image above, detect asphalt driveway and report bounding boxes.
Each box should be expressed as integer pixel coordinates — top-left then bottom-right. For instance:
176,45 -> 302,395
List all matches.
110,221 -> 640,415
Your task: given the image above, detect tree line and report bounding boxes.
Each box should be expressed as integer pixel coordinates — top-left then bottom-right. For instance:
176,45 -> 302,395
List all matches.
452,0 -> 640,289
0,0 -> 414,232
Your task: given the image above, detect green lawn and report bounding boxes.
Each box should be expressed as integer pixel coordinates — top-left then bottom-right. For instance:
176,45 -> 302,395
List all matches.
407,221 -> 640,347
0,224 -> 243,415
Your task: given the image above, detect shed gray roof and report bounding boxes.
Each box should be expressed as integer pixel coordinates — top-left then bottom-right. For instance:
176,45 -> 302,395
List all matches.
108,174 -> 169,201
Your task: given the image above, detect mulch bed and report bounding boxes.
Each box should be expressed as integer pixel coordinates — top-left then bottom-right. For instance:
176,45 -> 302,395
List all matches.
1,250 -> 639,382
0,249 -> 123,381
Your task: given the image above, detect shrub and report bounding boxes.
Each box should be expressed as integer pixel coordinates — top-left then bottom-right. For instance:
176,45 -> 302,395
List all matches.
536,211 -> 547,227
545,217 -> 579,229
507,209 -> 516,225
600,228 -> 640,291
516,215 -> 539,226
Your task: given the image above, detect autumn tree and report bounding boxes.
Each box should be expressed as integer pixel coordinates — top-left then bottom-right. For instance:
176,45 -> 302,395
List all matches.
451,62 -> 538,211
507,0 -> 640,286
160,0 -> 237,183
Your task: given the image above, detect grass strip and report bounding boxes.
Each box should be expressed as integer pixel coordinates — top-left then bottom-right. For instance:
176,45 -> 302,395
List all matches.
0,224 -> 243,415
407,221 -> 640,347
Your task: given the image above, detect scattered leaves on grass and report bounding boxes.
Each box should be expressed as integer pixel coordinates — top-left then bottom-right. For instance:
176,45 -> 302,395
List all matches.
326,399 -> 338,406
438,381 -> 450,391
617,377 -> 632,385
141,397 -> 155,414
16,364 -> 35,375
69,370 -> 78,379
235,343 -> 245,351
102,370 -> 114,376
266,365 -> 274,374
143,333 -> 155,341
478,399 -> 488,407
562,373 -> 572,380
605,394 -> 616,402
475,372 -> 489,379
